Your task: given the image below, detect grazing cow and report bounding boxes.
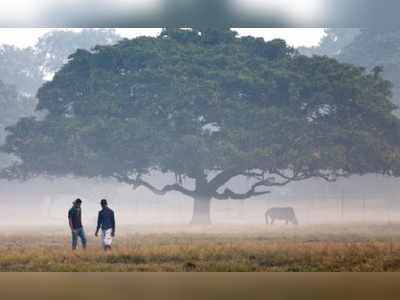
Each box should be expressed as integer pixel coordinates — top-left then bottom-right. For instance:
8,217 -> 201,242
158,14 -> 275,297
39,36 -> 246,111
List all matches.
265,207 -> 298,225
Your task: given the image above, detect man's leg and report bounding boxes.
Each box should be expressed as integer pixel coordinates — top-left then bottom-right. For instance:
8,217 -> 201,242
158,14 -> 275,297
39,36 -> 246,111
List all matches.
101,229 -> 106,251
102,229 -> 112,251
71,230 -> 78,250
79,228 -> 87,249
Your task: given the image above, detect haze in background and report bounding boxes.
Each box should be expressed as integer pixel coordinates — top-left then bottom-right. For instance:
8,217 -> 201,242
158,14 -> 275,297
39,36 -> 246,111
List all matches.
0,0 -> 398,27
0,28 -> 324,48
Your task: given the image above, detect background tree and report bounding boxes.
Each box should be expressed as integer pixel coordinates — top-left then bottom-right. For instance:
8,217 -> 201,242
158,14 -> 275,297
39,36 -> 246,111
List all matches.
336,28 -> 400,107
0,45 -> 43,95
3,28 -> 400,224
299,28 -> 400,108
0,81 -> 36,169
298,28 -> 360,57
35,29 -> 121,77
0,29 -> 121,96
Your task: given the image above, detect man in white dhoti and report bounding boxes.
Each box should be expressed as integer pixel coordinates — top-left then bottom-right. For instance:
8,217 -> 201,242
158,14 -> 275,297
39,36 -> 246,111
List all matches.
95,199 -> 115,251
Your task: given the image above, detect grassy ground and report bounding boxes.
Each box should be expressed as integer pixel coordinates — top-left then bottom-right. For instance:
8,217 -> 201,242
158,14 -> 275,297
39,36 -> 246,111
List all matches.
1,223 -> 400,271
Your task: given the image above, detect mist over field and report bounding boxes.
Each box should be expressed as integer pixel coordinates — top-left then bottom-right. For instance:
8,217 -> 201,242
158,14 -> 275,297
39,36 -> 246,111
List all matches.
0,174 -> 399,228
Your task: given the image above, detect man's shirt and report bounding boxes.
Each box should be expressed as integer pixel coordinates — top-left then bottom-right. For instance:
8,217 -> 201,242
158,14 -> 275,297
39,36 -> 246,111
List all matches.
97,207 -> 115,232
68,206 -> 83,229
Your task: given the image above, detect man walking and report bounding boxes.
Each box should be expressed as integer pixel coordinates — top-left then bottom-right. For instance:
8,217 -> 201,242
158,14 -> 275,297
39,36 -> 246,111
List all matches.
95,199 -> 115,251
68,198 -> 87,250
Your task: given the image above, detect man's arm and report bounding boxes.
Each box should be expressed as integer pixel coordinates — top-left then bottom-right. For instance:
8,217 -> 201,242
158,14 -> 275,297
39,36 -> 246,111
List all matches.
68,210 -> 74,231
95,212 -> 101,236
111,211 -> 115,237
69,218 -> 74,231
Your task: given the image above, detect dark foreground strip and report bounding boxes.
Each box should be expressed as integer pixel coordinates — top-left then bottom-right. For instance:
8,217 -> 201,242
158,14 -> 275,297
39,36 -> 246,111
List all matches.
0,273 -> 398,300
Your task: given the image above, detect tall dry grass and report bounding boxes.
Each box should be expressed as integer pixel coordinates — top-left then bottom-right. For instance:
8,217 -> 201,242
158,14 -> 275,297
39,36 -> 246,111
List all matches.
1,223 -> 400,271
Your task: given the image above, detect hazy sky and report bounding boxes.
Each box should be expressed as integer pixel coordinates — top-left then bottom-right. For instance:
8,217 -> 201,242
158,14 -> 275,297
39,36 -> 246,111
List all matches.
0,28 -> 325,48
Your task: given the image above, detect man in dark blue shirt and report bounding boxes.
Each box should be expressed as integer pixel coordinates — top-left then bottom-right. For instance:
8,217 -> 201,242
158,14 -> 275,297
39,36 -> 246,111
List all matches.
68,198 -> 87,250
95,199 -> 115,251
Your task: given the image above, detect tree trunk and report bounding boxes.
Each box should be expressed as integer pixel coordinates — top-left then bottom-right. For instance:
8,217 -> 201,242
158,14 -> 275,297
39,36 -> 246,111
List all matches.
191,196 -> 212,224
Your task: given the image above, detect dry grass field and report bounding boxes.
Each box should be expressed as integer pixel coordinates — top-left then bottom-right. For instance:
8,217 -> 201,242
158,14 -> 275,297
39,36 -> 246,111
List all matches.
1,223 -> 400,271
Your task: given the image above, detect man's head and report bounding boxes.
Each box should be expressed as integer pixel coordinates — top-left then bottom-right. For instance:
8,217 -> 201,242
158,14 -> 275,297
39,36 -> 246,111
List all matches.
100,199 -> 108,208
73,198 -> 82,208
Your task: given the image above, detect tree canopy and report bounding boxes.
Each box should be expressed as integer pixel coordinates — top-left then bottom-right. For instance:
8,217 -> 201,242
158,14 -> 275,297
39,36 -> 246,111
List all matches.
3,28 -> 400,223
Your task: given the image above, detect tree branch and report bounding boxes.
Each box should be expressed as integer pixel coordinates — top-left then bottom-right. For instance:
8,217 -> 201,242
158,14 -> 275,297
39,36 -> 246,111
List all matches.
214,177 -> 291,200
270,169 -> 306,181
114,174 -> 196,197
214,188 -> 270,200
271,168 -> 349,183
207,167 -> 243,191
312,170 -> 349,182
241,170 -> 265,180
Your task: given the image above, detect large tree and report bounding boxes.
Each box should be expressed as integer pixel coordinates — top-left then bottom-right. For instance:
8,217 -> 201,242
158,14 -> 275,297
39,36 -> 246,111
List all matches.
3,28 -> 400,224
